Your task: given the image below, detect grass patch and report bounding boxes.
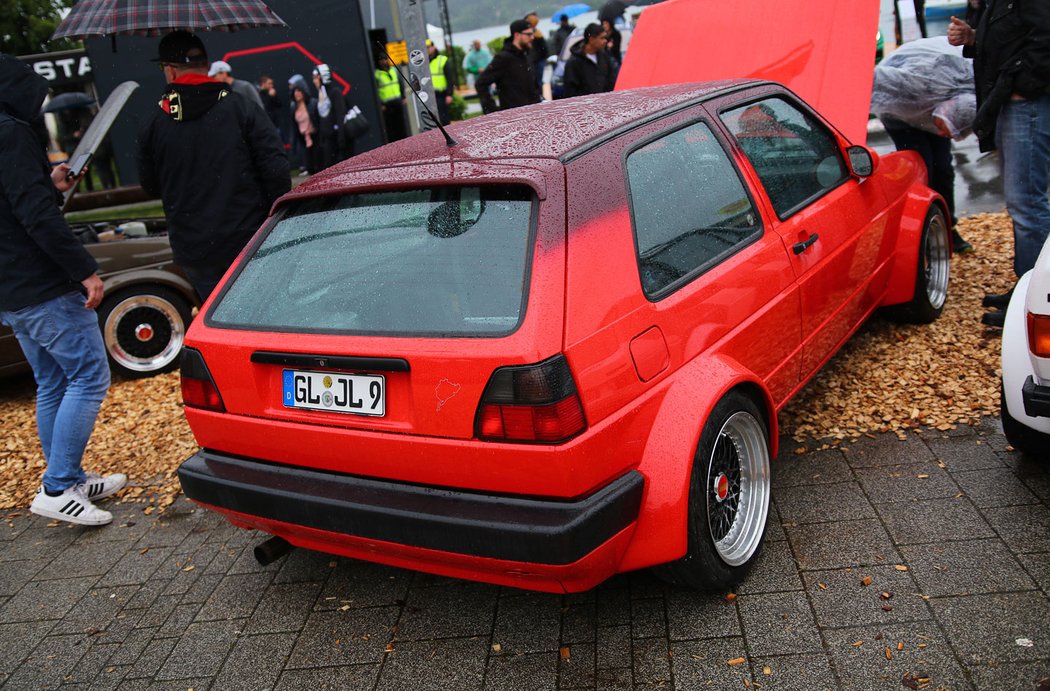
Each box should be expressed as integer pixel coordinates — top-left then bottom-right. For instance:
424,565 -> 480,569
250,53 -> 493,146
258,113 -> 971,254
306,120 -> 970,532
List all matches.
66,200 -> 166,223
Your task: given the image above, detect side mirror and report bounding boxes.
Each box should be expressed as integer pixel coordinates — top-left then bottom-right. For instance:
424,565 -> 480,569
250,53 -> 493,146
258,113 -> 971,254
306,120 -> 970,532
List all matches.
846,145 -> 879,178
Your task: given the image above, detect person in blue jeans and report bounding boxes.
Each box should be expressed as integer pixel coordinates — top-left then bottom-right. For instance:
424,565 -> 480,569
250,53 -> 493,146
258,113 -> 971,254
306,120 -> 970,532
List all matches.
949,1 -> 1050,327
0,54 -> 126,526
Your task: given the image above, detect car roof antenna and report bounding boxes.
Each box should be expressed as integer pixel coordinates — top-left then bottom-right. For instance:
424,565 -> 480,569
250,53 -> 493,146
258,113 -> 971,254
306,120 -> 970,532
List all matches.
374,42 -> 457,148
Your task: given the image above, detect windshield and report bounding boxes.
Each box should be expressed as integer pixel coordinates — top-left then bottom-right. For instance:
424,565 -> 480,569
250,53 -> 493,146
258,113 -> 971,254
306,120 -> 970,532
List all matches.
209,185 -> 536,336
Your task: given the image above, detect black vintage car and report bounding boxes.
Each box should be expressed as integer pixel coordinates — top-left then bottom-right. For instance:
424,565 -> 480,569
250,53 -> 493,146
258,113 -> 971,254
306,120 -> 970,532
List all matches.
0,219 -> 199,379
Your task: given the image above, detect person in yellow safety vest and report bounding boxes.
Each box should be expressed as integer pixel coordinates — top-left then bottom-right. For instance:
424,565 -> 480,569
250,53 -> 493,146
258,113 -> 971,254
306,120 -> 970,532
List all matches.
375,54 -> 408,143
427,40 -> 455,125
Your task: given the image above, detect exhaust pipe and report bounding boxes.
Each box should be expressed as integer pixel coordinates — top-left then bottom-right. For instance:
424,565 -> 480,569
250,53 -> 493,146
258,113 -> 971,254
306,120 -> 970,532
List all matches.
254,535 -> 293,566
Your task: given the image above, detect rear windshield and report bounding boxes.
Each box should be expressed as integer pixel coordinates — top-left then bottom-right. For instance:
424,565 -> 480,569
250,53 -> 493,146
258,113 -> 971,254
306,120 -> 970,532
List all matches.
209,186 -> 535,335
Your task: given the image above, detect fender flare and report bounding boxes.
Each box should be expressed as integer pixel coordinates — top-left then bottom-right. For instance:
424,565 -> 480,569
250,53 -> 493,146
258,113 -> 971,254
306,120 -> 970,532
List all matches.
880,188 -> 948,307
101,268 -> 199,309
618,353 -> 777,571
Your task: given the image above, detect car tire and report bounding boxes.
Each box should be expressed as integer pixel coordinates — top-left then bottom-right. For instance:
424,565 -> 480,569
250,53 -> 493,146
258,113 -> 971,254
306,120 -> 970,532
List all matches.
884,205 -> 950,324
1001,384 -> 1050,461
98,286 -> 192,379
652,391 -> 771,590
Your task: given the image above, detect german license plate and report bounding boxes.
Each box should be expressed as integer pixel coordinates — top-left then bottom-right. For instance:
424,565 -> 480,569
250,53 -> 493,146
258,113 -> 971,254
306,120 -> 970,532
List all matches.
282,369 -> 385,416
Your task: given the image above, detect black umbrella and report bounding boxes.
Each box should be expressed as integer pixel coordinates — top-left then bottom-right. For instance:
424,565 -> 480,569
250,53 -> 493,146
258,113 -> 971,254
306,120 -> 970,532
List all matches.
42,91 -> 96,113
51,0 -> 287,40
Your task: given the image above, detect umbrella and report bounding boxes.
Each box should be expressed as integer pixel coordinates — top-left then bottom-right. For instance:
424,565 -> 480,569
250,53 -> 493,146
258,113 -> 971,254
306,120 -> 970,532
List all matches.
42,91 -> 96,113
551,3 -> 592,23
52,0 -> 287,40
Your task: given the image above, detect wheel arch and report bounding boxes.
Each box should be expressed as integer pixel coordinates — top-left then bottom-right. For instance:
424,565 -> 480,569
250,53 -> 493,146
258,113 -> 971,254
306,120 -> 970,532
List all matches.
618,354 -> 776,572
101,268 -> 199,309
880,189 -> 948,308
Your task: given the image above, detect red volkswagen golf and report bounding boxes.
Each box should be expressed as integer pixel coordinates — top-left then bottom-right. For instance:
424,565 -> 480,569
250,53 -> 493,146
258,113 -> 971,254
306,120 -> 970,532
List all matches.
177,81 -> 949,593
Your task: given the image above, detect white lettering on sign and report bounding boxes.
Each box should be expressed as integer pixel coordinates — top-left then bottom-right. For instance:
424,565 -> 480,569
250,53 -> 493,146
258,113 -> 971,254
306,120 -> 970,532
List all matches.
31,56 -> 92,82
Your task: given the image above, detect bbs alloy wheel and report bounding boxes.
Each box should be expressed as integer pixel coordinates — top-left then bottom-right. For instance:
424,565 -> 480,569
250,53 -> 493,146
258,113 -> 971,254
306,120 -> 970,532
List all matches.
99,286 -> 192,378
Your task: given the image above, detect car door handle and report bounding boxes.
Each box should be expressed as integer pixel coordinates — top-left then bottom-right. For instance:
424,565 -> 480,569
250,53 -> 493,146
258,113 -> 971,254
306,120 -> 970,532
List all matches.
792,233 -> 819,255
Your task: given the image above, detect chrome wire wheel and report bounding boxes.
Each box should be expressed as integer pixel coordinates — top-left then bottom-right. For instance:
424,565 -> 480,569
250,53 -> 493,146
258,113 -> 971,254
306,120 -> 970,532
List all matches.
924,211 -> 950,310
706,411 -> 770,566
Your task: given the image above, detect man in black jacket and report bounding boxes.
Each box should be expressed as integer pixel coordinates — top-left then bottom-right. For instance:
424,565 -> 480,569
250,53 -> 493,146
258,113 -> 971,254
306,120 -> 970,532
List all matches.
949,1 -> 1050,325
476,19 -> 542,114
563,23 -> 617,98
137,31 -> 290,301
0,53 -> 126,526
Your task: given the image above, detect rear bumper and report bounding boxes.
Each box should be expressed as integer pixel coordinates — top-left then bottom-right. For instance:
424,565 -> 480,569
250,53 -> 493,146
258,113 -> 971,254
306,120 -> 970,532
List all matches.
178,450 -> 644,582
1022,376 -> 1050,419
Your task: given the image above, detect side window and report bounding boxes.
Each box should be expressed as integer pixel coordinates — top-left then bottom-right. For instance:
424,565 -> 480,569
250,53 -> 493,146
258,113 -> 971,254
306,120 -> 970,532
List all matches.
721,97 -> 848,218
626,121 -> 761,298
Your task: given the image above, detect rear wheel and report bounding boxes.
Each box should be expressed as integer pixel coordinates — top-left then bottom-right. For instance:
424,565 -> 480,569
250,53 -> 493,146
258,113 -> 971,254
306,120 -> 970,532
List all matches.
884,206 -> 950,324
1001,385 -> 1050,461
653,391 -> 771,590
99,286 -> 192,379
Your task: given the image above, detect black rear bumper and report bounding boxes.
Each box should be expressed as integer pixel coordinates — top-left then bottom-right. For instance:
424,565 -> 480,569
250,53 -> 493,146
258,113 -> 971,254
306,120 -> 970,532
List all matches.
177,450 -> 644,565
1022,375 -> 1050,418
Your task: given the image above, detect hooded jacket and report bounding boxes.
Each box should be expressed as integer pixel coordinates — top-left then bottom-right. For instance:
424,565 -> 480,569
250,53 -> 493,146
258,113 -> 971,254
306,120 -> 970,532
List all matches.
563,43 -> 617,98
137,73 -> 290,274
475,39 -> 541,114
964,0 -> 1050,151
0,53 -> 97,312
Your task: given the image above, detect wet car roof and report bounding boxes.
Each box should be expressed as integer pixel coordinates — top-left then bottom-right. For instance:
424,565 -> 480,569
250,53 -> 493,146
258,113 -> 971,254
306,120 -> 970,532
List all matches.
288,80 -> 758,198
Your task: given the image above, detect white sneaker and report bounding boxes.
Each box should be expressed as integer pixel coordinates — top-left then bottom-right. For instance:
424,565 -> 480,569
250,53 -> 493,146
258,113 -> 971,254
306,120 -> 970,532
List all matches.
83,472 -> 128,501
30,485 -> 113,526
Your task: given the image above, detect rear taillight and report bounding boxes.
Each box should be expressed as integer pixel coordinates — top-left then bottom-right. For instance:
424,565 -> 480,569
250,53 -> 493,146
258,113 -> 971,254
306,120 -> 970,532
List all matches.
1030,313 -> 1050,357
180,348 -> 225,412
475,355 -> 586,443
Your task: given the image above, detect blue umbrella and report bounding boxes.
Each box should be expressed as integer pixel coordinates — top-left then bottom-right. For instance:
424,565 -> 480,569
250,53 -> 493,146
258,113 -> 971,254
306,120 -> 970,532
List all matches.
551,3 -> 592,23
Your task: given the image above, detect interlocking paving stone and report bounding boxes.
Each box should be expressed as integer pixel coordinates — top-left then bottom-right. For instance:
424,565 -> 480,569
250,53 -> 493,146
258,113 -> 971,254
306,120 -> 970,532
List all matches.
41,538 -> 127,579
491,592 -> 561,654
243,581 -> 322,635
65,640 -> 120,685
395,582 -> 498,640
666,590 -> 740,641
132,509 -> 202,550
0,575 -> 98,623
556,640 -> 595,689
670,637 -> 752,690
630,598 -> 666,639
930,592 -> 1050,664
749,653 -> 837,689
154,618 -> 243,680
274,663 -> 379,690
1018,552 -> 1050,594
193,571 -> 272,622
823,623 -> 972,691
736,540 -> 804,595
983,504 -> 1050,554
49,584 -> 139,636
771,448 -> 854,488
925,434 -> 1006,472
854,462 -> 960,504
786,519 -> 900,570
315,560 -> 412,610
376,637 -> 488,690
841,433 -> 935,468
874,496 -> 995,545
155,602 -> 202,639
593,665 -> 633,689
5,632 -> 89,689
776,481 -> 876,523
632,637 -> 672,684
3,523 -> 80,562
764,503 -> 788,542
595,625 -> 630,669
272,548 -> 338,584
0,558 -> 46,597
801,565 -> 930,628
899,539 -> 1038,597
285,608 -> 396,668
213,631 -> 297,690
968,660 -> 1050,691
562,598 -> 597,644
96,546 -> 174,587
953,467 -> 1041,507
484,651 -> 557,691
0,619 -> 58,673
105,626 -> 158,666
594,583 -> 630,627
737,591 -> 823,657
126,636 -> 176,679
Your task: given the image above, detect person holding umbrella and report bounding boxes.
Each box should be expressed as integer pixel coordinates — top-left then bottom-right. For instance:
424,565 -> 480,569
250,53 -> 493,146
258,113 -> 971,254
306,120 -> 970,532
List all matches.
137,31 -> 290,301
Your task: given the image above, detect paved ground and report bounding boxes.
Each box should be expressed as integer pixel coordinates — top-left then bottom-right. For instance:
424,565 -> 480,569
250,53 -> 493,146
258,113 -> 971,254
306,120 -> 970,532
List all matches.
1,419 -> 1047,690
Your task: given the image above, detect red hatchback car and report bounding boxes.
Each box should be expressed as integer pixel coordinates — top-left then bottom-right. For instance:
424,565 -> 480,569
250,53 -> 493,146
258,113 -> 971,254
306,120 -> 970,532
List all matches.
177,81 -> 949,593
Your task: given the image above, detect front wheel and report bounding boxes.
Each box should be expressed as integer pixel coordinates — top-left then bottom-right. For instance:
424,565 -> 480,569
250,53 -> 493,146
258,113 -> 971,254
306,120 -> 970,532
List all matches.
883,205 -> 950,324
652,391 -> 772,590
98,286 -> 192,379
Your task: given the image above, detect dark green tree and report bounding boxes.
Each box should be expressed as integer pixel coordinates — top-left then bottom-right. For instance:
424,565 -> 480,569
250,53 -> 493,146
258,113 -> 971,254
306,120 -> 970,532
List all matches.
0,0 -> 77,56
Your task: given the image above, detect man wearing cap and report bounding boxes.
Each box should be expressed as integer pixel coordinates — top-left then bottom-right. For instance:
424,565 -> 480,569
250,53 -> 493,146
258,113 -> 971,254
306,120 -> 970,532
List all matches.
137,31 -> 290,301
208,60 -> 266,113
563,23 -> 617,98
475,19 -> 542,114
427,41 -> 455,125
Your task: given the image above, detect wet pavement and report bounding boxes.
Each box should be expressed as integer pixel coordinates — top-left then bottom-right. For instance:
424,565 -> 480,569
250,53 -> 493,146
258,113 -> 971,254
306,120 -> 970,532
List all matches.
0,419 -> 1047,690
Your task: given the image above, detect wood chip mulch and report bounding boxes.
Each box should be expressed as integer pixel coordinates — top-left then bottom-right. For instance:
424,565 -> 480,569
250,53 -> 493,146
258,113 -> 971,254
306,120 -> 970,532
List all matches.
0,212 -> 1017,512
